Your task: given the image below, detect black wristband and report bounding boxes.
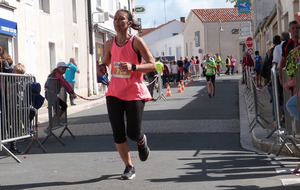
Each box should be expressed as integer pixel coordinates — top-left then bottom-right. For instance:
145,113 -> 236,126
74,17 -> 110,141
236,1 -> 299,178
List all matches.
132,64 -> 136,71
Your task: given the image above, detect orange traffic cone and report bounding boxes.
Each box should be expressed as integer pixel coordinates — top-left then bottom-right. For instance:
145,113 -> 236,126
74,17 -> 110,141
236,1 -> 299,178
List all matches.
181,80 -> 185,91
185,78 -> 189,87
177,82 -> 182,93
190,76 -> 194,82
166,84 -> 173,96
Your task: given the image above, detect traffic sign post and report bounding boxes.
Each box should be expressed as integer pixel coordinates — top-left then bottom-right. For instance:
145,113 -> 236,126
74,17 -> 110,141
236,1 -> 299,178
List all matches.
247,47 -> 253,55
246,37 -> 253,48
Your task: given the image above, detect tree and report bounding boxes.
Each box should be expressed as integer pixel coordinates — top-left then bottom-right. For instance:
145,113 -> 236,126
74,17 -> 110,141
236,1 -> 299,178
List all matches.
226,0 -> 238,7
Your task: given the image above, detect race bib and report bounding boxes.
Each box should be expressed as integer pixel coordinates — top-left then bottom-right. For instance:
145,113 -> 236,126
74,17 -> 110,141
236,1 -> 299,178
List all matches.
207,69 -> 213,73
112,62 -> 131,78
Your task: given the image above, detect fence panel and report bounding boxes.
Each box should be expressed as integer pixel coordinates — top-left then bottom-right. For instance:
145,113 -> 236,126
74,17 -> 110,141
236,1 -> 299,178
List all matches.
41,77 -> 74,146
0,73 -> 45,163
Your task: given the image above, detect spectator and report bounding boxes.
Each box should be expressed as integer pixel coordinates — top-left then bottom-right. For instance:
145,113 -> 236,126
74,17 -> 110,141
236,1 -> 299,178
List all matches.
279,20 -> 299,85
215,53 -> 222,76
279,20 -> 299,124
65,58 -> 80,105
177,57 -> 184,80
171,59 -> 179,84
225,55 -> 231,75
230,55 -> 236,75
0,45 -> 13,73
271,34 -> 286,124
183,57 -> 191,80
254,51 -> 262,86
155,57 -> 163,76
261,35 -> 281,126
162,58 -> 170,87
44,62 -> 77,134
195,56 -> 201,77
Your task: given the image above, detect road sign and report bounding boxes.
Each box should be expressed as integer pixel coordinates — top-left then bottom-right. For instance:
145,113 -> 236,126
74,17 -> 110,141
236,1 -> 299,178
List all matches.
238,0 -> 250,14
134,6 -> 146,14
245,37 -> 253,48
247,47 -> 253,55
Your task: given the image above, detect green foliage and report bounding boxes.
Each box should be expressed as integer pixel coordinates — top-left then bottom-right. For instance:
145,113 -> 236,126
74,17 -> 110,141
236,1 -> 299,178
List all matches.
226,0 -> 238,7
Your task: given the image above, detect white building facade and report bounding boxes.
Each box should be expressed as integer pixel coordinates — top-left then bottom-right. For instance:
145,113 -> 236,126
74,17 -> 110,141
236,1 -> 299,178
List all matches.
141,20 -> 184,60
184,8 -> 252,72
0,0 -> 136,97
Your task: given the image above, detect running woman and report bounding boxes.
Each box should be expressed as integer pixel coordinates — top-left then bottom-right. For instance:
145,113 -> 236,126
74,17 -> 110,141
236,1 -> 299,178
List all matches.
97,9 -> 156,180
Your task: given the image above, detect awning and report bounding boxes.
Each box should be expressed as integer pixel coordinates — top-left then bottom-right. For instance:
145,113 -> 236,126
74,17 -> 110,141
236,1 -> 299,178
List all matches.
0,18 -> 17,36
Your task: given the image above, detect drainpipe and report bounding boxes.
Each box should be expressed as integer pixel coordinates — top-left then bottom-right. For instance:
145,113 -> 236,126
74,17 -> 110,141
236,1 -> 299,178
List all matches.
87,0 -> 93,96
277,0 -> 282,34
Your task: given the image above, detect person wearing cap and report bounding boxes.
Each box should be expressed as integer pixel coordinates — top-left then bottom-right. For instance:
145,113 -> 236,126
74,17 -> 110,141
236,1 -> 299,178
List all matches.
65,58 -> 80,105
44,62 -> 77,134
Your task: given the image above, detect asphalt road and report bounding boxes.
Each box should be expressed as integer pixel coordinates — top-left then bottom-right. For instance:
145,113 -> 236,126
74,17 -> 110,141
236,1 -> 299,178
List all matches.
1,77 -> 300,190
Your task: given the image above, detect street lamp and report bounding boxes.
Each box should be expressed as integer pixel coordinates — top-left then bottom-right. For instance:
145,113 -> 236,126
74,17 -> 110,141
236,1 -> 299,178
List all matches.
218,21 -> 224,58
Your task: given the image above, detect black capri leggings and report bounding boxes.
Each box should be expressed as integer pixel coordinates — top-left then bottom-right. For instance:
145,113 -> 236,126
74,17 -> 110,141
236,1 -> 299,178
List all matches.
106,96 -> 145,144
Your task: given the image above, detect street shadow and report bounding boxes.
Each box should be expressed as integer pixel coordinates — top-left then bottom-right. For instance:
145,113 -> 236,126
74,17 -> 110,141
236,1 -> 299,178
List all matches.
0,174 -> 120,190
146,151 -> 294,184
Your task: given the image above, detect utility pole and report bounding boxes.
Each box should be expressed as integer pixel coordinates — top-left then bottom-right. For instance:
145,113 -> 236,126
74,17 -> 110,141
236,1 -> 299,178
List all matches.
164,0 -> 167,23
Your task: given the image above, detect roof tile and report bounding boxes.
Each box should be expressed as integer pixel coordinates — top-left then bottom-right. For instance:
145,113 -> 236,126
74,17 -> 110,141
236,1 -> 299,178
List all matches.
192,8 -> 251,22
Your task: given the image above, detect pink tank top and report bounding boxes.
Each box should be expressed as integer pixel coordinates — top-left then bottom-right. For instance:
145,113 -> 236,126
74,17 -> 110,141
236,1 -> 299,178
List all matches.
105,35 -> 151,101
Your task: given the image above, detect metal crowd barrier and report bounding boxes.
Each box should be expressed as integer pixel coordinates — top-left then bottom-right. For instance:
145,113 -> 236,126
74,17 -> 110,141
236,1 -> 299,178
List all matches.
41,77 -> 75,146
0,73 -> 45,163
268,66 -> 295,155
155,72 -> 166,101
270,64 -> 300,159
247,71 -> 269,132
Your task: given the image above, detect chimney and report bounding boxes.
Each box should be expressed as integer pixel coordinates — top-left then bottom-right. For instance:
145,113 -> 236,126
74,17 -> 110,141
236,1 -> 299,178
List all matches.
180,17 -> 185,23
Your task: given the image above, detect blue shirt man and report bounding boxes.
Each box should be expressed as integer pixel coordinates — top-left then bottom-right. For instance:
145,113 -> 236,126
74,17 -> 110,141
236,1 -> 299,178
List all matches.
64,58 -> 80,105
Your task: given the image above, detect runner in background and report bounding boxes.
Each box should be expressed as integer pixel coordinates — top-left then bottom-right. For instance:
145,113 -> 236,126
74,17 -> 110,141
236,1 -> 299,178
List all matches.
204,54 -> 217,98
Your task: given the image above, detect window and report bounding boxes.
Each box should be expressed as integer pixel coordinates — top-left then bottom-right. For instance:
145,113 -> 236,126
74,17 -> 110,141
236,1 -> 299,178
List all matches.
195,31 -> 200,47
176,46 -> 181,60
185,43 -> 188,56
172,33 -> 178,36
39,0 -> 50,13
97,0 -> 101,7
49,42 -> 56,71
72,0 -> 77,23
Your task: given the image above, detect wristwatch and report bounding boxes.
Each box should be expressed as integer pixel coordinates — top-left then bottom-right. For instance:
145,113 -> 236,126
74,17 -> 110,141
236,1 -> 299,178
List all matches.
132,64 -> 136,71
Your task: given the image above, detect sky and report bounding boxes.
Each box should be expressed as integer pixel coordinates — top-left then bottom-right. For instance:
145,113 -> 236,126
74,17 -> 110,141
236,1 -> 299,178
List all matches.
135,0 -> 235,28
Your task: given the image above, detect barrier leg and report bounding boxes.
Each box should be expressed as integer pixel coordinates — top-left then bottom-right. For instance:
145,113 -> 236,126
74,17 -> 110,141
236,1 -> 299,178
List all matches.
23,136 -> 47,153
268,138 -> 278,155
275,136 -> 292,156
59,125 -> 75,139
266,128 -> 277,139
51,132 -> 66,145
1,144 -> 21,163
